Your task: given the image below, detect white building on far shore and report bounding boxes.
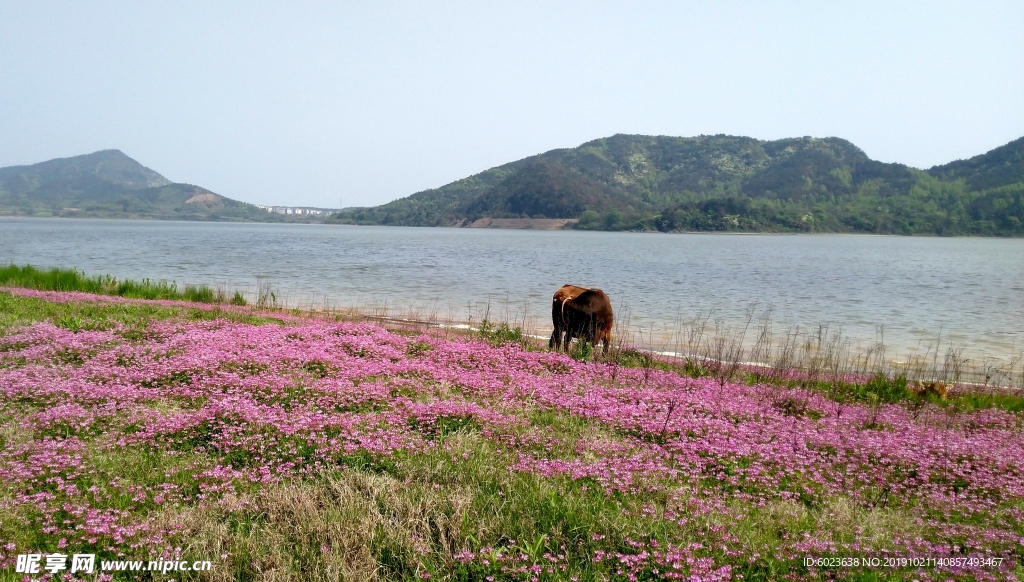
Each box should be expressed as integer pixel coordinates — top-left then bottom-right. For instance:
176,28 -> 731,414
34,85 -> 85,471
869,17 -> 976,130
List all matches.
254,204 -> 332,216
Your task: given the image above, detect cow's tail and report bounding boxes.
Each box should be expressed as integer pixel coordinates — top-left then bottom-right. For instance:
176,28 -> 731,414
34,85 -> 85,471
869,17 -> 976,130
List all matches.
560,297 -> 571,326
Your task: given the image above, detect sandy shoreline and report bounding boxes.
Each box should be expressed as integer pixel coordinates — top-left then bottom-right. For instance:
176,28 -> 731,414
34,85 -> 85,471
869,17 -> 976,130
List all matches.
464,217 -> 576,229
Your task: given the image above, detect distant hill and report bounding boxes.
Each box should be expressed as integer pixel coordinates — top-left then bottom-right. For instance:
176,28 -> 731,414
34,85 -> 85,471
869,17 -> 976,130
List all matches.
333,135 -> 1024,236
927,137 -> 1023,191
0,150 -> 310,222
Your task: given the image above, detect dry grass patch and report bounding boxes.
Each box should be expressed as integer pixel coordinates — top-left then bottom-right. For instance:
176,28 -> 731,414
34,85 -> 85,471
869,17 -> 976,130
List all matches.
725,496 -> 926,553
161,469 -> 480,582
0,416 -> 34,450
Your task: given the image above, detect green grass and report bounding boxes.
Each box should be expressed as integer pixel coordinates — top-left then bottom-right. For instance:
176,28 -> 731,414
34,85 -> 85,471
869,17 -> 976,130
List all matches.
569,339 -> 595,362
947,391 -> 1024,413
0,290 -> 283,334
612,347 -> 1024,414
819,374 -> 1024,413
0,264 -> 225,303
477,319 -> 525,348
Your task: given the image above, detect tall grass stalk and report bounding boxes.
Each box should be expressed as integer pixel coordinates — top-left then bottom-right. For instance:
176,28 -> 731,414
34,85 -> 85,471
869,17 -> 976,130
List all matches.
611,306 -> 1023,404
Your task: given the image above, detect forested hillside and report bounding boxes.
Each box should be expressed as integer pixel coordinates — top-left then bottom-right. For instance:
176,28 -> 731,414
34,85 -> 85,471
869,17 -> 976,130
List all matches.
0,150 -> 286,222
333,135 -> 1023,235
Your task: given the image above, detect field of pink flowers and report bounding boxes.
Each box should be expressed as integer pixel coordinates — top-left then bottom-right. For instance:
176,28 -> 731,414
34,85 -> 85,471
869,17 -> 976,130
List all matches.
0,287 -> 1022,581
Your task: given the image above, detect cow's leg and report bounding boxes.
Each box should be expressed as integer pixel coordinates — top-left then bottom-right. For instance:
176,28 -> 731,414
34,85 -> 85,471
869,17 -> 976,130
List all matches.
550,300 -> 561,350
585,316 -> 599,353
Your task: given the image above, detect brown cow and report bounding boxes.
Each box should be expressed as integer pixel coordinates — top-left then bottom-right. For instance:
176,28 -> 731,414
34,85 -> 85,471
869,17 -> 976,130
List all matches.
549,285 -> 614,354
549,284 -> 589,350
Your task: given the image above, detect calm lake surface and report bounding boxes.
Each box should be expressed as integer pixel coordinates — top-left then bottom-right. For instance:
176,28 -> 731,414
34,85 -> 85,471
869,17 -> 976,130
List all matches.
2,217 -> 1021,364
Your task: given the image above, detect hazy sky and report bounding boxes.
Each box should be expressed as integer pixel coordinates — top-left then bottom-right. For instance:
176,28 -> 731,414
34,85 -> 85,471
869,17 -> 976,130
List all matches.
1,2 -> 1021,208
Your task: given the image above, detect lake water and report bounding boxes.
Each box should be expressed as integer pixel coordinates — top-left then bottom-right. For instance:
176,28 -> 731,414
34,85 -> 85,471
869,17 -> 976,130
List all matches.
1,217 -> 1021,367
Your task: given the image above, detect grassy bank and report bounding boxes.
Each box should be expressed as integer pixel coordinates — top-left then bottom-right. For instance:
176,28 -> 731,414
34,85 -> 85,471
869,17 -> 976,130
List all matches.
0,264 -> 248,305
0,287 -> 1022,581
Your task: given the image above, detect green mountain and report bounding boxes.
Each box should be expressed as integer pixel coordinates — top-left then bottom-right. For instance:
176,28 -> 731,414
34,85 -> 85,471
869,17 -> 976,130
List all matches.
0,150 -> 292,222
927,138 -> 1023,191
334,135 -> 1024,235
